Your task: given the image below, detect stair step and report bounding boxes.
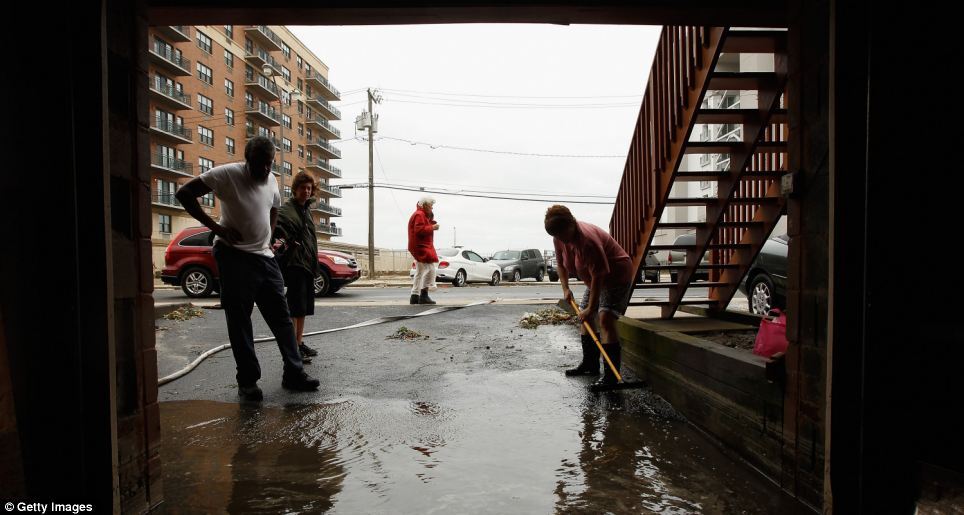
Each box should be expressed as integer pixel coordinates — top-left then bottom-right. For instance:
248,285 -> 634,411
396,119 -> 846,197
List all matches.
629,299 -> 715,307
756,140 -> 788,151
695,108 -> 788,124
708,71 -> 778,90
649,243 -> 753,251
684,141 -> 746,154
674,170 -> 785,182
640,264 -> 739,270
722,30 -> 788,54
655,221 -> 765,229
664,196 -> 779,206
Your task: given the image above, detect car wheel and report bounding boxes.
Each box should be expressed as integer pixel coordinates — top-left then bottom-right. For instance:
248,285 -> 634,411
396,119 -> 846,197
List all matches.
749,274 -> 774,316
181,267 -> 214,298
549,272 -> 559,282
512,269 -> 522,282
535,268 -> 545,282
453,269 -> 467,287
489,271 -> 501,286
314,269 -> 332,297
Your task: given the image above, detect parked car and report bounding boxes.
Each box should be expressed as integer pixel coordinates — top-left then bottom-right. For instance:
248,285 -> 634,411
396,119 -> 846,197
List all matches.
160,227 -> 361,298
547,252 -> 658,283
659,233 -> 710,282
409,247 -> 502,286
490,249 -> 546,282
739,234 -> 789,315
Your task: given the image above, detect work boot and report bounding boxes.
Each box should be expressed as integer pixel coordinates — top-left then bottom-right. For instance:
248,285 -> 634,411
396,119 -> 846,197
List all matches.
238,383 -> 263,402
565,334 -> 601,376
282,370 -> 321,391
419,288 -> 436,305
410,294 -> 420,304
299,342 -> 319,357
593,343 -> 622,387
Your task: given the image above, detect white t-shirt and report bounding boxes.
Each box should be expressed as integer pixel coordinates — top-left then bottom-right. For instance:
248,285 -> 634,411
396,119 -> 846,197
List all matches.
200,162 -> 281,257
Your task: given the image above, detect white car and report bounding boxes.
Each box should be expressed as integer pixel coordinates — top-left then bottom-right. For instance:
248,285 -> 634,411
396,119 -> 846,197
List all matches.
409,247 -> 502,287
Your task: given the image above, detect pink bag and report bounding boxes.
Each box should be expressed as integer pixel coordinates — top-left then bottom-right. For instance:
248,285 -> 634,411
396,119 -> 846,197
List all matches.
753,309 -> 789,358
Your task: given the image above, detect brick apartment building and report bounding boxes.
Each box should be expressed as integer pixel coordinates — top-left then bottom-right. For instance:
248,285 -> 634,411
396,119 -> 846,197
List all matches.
148,24 -> 343,269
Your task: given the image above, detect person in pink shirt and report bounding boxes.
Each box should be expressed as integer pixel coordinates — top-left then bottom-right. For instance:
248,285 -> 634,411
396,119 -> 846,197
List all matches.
545,205 -> 634,386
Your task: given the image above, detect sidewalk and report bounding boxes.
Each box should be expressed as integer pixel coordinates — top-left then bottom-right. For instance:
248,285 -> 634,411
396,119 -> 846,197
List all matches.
153,277 -> 583,290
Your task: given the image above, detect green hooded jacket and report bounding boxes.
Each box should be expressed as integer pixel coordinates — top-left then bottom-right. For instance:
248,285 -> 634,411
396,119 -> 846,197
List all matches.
274,197 -> 319,276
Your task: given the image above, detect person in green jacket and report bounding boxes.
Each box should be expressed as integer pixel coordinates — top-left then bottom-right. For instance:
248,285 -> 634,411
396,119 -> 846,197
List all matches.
273,172 -> 321,362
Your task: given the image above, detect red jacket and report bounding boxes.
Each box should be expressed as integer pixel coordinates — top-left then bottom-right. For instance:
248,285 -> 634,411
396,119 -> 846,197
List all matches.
407,206 -> 438,263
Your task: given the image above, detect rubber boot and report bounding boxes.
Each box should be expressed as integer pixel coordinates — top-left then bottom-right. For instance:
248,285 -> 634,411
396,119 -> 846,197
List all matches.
593,343 -> 621,387
419,288 -> 436,305
410,294 -> 420,304
565,334 -> 601,376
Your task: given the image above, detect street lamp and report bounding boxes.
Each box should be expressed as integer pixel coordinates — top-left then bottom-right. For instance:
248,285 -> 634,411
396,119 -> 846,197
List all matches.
262,64 -> 300,196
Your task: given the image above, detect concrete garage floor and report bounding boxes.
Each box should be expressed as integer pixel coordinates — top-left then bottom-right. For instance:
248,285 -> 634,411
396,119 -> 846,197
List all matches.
157,304 -> 802,514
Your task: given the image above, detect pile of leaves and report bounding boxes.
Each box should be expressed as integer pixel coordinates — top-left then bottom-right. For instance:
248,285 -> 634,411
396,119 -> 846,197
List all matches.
519,307 -> 576,329
162,306 -> 205,321
387,326 -> 430,341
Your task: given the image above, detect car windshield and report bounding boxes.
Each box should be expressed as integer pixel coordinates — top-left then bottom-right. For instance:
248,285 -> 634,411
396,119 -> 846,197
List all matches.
437,248 -> 460,257
492,251 -> 521,260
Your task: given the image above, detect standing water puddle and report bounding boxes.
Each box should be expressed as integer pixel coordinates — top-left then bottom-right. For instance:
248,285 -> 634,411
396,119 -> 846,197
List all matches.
163,368 -> 799,513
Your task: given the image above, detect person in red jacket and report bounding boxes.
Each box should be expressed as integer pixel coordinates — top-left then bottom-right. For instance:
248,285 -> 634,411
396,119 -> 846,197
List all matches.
408,197 -> 440,304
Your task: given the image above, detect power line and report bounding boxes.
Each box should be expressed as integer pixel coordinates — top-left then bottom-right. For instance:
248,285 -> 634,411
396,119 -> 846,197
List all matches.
380,87 -> 643,100
367,135 -> 625,158
341,183 -> 615,205
384,91 -> 642,107
383,98 -> 640,110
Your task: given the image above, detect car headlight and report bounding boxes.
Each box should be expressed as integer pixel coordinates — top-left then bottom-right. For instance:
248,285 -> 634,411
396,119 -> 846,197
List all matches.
502,266 -> 511,272
328,256 -> 350,265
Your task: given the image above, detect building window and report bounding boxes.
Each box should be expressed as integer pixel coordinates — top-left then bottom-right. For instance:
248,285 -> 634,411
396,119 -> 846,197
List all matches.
225,108 -> 235,126
198,94 -> 213,115
198,126 -> 214,146
199,157 -> 214,173
158,214 -> 172,234
196,30 -> 212,54
282,138 -> 292,152
305,64 -> 311,75
306,149 -> 313,161
226,137 -> 235,155
196,63 -> 213,85
281,42 -> 291,59
156,179 -> 176,206
223,25 -> 233,39
297,124 -> 303,136
296,78 -> 303,92
245,92 -> 253,107
306,128 -> 312,140
297,101 -> 304,115
283,185 -> 292,198
201,193 -> 215,207
296,55 -> 303,69
224,49 -> 234,69
297,145 -> 304,158
283,162 -> 292,176
282,114 -> 291,129
281,66 -> 291,82
224,78 -> 234,97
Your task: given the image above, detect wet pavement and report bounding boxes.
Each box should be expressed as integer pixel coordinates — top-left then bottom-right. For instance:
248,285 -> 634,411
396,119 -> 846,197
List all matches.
159,304 -> 797,513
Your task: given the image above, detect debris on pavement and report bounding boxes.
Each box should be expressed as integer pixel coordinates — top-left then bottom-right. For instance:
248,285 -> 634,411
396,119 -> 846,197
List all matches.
162,306 -> 205,321
387,326 -> 430,341
519,307 -> 576,329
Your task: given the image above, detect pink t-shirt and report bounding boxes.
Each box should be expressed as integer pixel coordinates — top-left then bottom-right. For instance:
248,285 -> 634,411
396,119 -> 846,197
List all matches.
553,221 -> 634,288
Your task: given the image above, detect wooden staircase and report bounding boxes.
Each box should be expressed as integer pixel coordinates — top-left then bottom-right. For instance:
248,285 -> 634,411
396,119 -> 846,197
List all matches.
610,27 -> 789,319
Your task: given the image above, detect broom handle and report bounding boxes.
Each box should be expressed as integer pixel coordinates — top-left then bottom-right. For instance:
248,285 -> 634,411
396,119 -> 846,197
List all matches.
570,298 -> 623,382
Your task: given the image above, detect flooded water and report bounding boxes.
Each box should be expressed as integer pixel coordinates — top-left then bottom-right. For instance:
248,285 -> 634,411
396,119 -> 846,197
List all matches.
162,368 -> 795,513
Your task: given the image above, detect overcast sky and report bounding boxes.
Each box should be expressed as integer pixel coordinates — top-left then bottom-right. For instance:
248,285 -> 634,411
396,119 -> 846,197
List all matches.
290,24 -> 661,256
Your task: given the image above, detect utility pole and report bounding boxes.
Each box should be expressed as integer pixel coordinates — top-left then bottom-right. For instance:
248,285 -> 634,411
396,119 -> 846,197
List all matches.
356,88 -> 381,279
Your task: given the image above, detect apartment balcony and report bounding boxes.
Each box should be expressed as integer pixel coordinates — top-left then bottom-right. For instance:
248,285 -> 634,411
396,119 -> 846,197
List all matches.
316,223 -> 343,237
245,100 -> 281,126
149,41 -> 192,76
149,77 -> 192,111
244,46 -> 282,76
305,113 -> 340,140
306,159 -> 341,179
311,200 -> 342,217
244,74 -> 280,100
244,25 -> 283,52
150,153 -> 194,179
304,70 -> 341,101
317,183 -> 342,198
305,94 -> 341,120
150,118 -> 192,144
307,138 -> 341,160
155,26 -> 191,43
151,193 -> 183,210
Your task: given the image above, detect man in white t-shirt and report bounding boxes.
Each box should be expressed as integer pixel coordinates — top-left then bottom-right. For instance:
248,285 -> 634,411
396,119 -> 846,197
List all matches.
176,136 -> 320,401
